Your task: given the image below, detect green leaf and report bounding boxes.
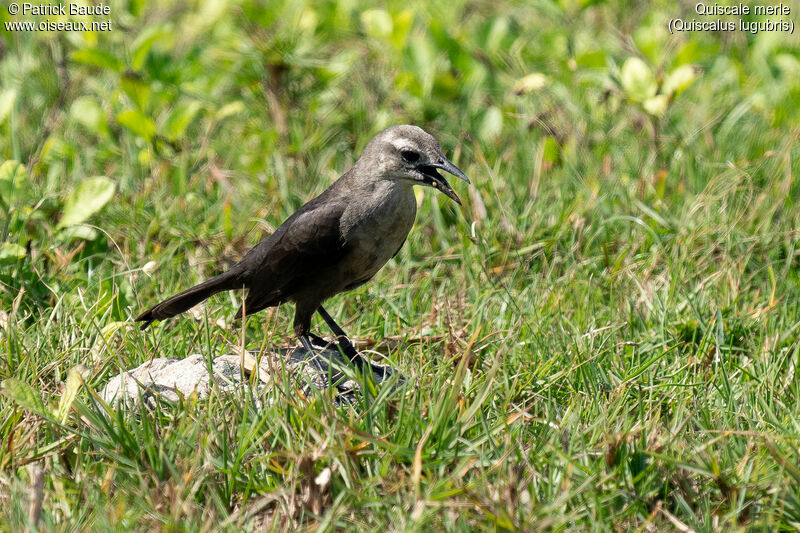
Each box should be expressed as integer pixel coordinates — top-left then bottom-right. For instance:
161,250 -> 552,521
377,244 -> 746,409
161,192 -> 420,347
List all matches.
663,65 -> 698,97
131,24 -> 173,71
55,366 -> 89,423
479,106 -> 503,142
58,176 -> 116,229
70,96 -> 106,134
216,101 -> 245,120
0,160 -> 28,207
621,57 -> 656,102
775,54 -> 800,79
361,9 -> 393,39
164,101 -> 202,141
643,94 -> 668,116
120,74 -> 151,111
575,49 -> 606,69
70,48 -> 123,72
484,16 -> 510,55
1,378 -> 48,418
0,88 -> 17,124
117,109 -> 155,142
59,225 -> 100,241
543,136 -> 560,164
408,36 -> 436,98
391,9 -> 414,50
0,243 -> 26,263
513,73 -> 548,94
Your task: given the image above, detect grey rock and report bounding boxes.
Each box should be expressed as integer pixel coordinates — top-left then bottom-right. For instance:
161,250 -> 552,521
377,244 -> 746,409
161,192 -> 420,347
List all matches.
101,346 -> 398,408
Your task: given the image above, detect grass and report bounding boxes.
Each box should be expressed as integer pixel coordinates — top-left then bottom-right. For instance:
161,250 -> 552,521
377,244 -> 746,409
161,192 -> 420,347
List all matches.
2,0 -> 800,530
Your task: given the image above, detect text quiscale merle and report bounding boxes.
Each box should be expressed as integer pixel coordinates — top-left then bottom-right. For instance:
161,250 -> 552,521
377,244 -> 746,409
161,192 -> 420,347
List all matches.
694,2 -> 790,16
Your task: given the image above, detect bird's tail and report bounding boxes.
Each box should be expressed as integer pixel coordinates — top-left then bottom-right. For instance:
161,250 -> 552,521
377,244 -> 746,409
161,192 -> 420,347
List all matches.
135,270 -> 244,330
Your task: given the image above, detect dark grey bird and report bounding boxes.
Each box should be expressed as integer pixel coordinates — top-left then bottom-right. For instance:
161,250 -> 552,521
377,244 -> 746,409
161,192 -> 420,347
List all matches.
135,125 -> 469,370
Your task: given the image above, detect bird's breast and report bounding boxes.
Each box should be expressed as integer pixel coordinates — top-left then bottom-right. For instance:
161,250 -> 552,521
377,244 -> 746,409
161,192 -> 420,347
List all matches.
337,183 -> 417,284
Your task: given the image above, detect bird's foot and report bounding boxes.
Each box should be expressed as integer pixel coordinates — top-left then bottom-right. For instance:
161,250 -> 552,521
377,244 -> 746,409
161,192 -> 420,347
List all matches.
309,333 -> 331,350
299,334 -> 399,392
309,333 -> 360,365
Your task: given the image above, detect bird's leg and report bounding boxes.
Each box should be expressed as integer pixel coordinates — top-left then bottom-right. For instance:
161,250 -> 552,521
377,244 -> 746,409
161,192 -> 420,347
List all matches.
316,306 -> 394,381
316,306 -> 360,361
314,306 -> 389,380
294,309 -> 338,376
298,334 -> 327,374
299,327 -> 350,393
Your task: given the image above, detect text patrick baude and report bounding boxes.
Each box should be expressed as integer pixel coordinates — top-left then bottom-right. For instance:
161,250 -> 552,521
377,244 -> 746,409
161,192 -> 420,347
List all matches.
18,3 -> 110,16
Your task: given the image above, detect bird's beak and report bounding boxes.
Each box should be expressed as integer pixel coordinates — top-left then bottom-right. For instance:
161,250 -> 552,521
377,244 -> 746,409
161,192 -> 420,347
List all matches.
418,157 -> 470,205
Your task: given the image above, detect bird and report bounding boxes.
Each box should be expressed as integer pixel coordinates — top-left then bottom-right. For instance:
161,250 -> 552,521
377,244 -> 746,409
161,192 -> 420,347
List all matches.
135,125 -> 470,372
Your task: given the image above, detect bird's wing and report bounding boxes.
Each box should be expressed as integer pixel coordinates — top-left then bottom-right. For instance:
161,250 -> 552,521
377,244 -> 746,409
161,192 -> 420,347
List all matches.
234,193 -> 349,315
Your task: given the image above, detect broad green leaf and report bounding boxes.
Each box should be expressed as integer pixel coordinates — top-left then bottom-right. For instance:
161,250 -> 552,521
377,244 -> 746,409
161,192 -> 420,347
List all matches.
0,88 -> 17,124
58,176 -> 116,229
543,136 -> 560,164
391,9 -> 414,50
633,16 -> 669,64
1,378 -> 48,418
183,0 -> 227,37
484,16 -> 510,55
131,24 -> 173,71
479,106 -> 503,142
663,65 -> 698,97
0,243 -> 26,263
117,109 -> 155,141
575,50 -> 606,69
70,48 -> 123,72
164,101 -> 202,141
39,137 -> 75,163
408,36 -> 436,98
297,7 -> 318,35
120,75 -> 151,111
621,57 -> 656,102
361,9 -> 393,38
216,101 -> 245,120
0,160 -> 28,206
513,73 -> 548,94
60,225 -> 100,241
643,94 -> 669,116
70,96 -> 105,134
774,54 -> 800,78
55,365 -> 89,423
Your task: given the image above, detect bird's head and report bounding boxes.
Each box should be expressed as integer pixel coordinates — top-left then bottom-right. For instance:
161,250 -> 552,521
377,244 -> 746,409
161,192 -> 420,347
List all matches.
360,125 -> 470,205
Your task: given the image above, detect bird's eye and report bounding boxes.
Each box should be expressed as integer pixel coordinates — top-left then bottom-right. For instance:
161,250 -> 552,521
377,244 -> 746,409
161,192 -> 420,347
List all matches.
401,150 -> 420,163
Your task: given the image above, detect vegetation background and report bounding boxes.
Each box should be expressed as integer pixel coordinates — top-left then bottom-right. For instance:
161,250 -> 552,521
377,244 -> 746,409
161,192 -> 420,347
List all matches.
2,0 -> 800,530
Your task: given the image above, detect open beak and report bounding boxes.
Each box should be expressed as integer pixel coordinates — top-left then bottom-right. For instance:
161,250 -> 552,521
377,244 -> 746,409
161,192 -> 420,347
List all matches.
418,157 -> 470,205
